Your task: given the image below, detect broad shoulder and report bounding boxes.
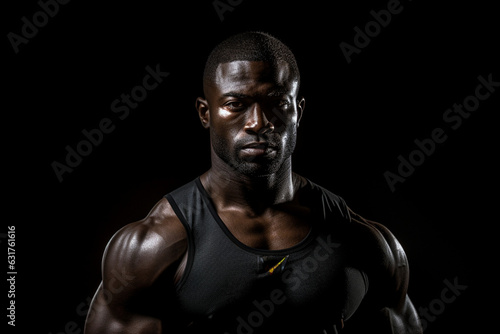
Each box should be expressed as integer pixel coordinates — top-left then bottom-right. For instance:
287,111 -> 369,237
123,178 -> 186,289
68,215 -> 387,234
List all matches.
347,207 -> 410,305
348,208 -> 407,271
102,197 -> 187,287
296,176 -> 350,221
297,179 -> 403,268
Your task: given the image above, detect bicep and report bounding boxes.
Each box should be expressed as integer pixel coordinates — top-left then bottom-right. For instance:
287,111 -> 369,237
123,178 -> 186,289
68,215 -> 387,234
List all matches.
345,293 -> 422,334
85,237 -> 165,334
346,265 -> 422,334
371,294 -> 421,334
371,230 -> 422,333
85,283 -> 162,334
85,215 -> 187,334
348,209 -> 423,333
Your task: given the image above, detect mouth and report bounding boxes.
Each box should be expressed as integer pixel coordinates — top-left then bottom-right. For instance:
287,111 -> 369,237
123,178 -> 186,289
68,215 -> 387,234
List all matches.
240,142 -> 277,157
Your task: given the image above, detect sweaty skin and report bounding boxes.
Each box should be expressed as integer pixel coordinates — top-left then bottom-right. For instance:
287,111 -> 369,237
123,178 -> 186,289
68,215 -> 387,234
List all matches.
84,60 -> 422,333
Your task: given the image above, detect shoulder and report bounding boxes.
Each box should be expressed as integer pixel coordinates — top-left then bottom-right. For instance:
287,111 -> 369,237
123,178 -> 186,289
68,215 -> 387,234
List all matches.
346,209 -> 423,332
298,176 -> 350,221
348,208 -> 408,271
347,208 -> 410,306
296,176 -> 408,278
102,197 -> 188,288
304,179 -> 407,275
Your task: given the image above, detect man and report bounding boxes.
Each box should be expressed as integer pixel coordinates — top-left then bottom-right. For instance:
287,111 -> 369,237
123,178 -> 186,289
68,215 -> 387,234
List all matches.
85,32 -> 422,333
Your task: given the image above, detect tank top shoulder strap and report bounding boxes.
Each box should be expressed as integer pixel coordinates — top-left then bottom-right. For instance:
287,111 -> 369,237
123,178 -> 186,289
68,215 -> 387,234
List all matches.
305,178 -> 352,224
164,177 -> 208,230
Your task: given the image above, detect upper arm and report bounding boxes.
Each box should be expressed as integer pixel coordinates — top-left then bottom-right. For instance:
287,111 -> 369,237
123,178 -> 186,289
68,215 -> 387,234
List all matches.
84,198 -> 188,334
348,209 -> 423,334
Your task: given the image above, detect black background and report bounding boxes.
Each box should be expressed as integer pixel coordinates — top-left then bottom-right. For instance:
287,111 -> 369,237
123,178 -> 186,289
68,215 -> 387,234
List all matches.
4,0 -> 499,333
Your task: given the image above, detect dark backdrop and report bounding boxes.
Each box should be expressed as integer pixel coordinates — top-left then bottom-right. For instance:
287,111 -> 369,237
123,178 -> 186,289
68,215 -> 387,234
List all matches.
5,0 -> 498,333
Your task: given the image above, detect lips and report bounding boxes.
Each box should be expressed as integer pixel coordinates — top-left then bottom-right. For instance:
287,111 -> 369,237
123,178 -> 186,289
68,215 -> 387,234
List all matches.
240,142 -> 276,157
242,142 -> 270,149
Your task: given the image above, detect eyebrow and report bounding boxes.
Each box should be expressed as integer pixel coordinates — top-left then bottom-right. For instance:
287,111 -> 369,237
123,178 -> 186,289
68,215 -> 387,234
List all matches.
266,88 -> 289,97
221,92 -> 250,99
221,88 -> 289,99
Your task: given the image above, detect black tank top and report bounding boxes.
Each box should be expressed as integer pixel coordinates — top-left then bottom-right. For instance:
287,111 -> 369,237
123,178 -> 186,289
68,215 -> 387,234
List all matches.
165,177 -> 368,333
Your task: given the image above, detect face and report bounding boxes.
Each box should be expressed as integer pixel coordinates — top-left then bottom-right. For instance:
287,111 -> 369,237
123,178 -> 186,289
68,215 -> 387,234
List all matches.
197,60 -> 304,177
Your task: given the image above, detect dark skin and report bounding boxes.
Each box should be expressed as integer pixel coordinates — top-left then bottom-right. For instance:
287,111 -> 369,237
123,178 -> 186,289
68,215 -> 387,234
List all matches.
84,60 -> 422,333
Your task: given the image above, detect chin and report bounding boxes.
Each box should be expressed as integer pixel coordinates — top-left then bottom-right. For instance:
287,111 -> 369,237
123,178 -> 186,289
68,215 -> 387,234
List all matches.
236,158 -> 286,178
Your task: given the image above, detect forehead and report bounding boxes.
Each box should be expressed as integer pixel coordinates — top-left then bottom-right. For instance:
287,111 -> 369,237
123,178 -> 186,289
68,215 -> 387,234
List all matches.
211,60 -> 299,97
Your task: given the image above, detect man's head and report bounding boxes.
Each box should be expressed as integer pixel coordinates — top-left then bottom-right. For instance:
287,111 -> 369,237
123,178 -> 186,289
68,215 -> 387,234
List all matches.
196,32 -> 304,177
202,32 -> 300,95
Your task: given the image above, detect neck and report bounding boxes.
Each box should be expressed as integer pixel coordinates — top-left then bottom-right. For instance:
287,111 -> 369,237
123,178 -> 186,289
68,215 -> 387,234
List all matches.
201,154 -> 296,215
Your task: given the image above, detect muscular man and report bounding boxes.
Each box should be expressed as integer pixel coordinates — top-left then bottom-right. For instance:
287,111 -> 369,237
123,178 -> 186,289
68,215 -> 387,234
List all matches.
85,32 -> 422,333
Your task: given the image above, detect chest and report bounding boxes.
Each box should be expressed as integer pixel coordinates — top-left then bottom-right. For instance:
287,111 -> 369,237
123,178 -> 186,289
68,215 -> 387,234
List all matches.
217,207 -> 312,250
175,229 -> 368,328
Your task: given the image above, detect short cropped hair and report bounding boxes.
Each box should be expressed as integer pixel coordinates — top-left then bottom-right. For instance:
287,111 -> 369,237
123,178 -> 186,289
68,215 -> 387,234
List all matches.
203,31 -> 300,88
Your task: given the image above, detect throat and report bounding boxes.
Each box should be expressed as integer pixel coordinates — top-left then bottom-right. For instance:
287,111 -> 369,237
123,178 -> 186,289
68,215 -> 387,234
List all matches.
199,170 -> 312,250
201,167 -> 304,215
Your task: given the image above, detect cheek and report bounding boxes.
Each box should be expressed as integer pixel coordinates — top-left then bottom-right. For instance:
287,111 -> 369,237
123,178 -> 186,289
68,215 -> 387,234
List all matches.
212,107 -> 244,127
216,107 -> 232,119
279,119 -> 298,148
210,109 -> 242,143
276,115 -> 298,137
273,107 -> 298,130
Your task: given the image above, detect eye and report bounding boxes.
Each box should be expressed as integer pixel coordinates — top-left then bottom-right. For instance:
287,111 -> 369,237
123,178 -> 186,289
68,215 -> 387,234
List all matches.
224,101 -> 245,111
277,100 -> 291,109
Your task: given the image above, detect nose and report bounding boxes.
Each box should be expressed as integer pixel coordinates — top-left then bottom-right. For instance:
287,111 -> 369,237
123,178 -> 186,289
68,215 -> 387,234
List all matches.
244,103 -> 275,135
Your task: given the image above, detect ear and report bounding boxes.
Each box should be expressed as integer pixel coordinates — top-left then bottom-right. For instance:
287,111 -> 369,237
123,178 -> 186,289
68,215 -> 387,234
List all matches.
297,97 -> 305,127
195,97 -> 210,129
